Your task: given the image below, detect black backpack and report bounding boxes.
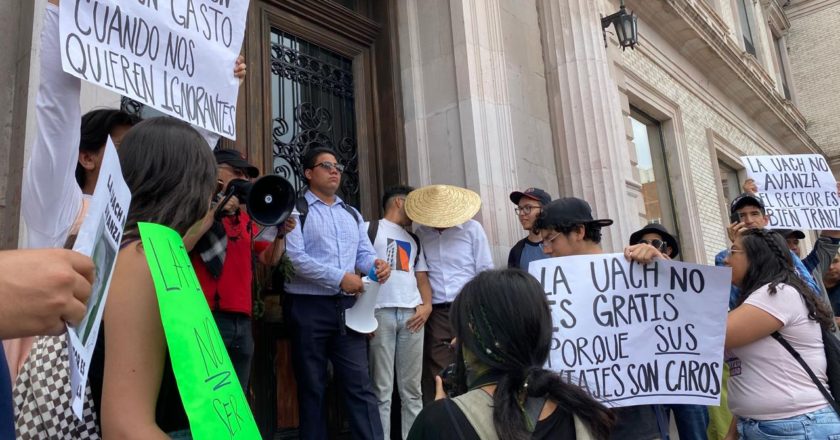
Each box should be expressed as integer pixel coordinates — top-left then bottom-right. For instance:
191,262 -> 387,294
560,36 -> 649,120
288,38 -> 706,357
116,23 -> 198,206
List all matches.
366,219 -> 422,269
773,328 -> 840,415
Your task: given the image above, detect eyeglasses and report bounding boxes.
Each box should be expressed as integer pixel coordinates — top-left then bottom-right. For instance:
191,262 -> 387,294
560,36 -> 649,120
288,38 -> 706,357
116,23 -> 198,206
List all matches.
728,248 -> 745,254
542,232 -> 561,246
313,161 -> 345,173
638,239 -> 667,251
514,205 -> 541,216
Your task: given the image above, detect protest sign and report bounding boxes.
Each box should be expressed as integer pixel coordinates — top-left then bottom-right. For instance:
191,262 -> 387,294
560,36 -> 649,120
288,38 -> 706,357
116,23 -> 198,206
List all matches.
68,138 -> 130,420
138,222 -> 259,439
59,0 -> 249,138
529,254 -> 730,407
741,154 -> 840,230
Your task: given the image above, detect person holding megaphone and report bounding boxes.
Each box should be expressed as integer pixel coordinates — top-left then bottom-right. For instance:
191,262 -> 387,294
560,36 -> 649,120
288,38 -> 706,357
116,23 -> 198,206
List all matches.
184,148 -> 297,392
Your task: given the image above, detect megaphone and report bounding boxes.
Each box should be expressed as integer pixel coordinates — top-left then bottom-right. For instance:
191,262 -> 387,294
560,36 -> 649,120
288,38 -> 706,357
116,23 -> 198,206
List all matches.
215,175 -> 296,226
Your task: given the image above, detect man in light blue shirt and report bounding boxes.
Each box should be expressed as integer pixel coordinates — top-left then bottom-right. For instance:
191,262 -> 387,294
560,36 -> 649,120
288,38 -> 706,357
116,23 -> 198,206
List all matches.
285,147 -> 391,440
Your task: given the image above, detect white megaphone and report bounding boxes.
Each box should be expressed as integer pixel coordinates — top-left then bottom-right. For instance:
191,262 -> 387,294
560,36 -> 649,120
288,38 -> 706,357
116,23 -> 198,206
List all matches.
344,277 -> 381,333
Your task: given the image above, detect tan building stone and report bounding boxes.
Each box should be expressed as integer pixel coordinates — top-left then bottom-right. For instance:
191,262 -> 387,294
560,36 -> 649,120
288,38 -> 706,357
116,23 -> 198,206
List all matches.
786,0 -> 840,174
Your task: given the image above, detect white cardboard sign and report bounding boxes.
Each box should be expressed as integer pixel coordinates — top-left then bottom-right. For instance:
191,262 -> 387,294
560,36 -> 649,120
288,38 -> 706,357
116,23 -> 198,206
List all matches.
68,138 -> 131,420
59,0 -> 249,138
529,254 -> 731,407
741,154 -> 840,230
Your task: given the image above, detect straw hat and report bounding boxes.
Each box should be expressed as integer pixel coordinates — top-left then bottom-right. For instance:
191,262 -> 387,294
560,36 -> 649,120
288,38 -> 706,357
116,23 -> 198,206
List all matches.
405,184 -> 481,228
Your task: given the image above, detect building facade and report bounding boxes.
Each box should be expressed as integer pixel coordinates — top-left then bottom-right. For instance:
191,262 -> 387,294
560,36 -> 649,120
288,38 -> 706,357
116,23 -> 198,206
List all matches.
0,0 -> 834,437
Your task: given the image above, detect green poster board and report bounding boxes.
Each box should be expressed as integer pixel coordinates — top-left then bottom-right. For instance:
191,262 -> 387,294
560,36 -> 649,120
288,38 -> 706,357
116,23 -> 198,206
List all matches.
138,222 -> 260,439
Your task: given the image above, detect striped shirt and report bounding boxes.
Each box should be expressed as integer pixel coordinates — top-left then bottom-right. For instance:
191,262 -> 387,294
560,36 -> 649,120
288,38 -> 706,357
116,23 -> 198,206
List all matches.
285,190 -> 377,296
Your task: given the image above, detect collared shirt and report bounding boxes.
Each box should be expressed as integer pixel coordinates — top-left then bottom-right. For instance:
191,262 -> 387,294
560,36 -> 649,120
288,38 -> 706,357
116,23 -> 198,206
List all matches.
415,220 -> 494,304
285,190 -> 377,296
715,248 -> 820,309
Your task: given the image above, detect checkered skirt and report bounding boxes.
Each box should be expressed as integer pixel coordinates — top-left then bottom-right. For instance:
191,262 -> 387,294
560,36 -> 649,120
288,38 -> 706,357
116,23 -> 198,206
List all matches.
13,334 -> 100,439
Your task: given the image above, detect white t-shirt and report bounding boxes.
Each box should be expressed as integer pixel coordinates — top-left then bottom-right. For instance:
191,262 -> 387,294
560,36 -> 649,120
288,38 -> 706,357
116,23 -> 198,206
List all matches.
727,283 -> 829,420
366,219 -> 428,309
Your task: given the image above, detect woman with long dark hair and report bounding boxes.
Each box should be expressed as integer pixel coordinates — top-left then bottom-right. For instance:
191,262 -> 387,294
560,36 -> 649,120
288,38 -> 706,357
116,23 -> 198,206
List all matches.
723,228 -> 840,439
407,269 -> 614,440
88,117 -> 217,439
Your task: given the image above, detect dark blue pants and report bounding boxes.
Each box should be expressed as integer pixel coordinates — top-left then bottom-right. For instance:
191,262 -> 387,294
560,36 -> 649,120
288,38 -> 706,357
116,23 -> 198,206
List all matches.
285,294 -> 383,440
213,312 -> 254,393
661,404 -> 709,440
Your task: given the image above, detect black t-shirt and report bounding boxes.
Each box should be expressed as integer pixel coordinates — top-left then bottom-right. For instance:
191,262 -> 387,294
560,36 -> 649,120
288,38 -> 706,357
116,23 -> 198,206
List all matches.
89,322 -> 189,434
407,398 -> 576,440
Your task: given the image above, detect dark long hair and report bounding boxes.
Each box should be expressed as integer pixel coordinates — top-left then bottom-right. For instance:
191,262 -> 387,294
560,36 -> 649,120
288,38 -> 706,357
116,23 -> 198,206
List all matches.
76,109 -> 138,188
450,269 -> 615,440
736,228 -> 835,332
118,118 -> 216,241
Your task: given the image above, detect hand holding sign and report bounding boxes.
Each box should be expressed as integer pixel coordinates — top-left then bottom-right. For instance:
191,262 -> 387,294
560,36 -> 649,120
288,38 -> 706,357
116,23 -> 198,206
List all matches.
0,249 -> 93,338
529,254 -> 730,407
59,0 -> 250,138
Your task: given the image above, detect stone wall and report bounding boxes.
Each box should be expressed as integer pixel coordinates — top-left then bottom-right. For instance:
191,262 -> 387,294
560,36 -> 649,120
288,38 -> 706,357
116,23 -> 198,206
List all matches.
787,0 -> 840,169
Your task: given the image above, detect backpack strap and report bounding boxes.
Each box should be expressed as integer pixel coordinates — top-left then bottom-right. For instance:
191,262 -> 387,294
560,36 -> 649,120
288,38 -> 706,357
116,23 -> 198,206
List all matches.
443,399 -> 468,440
295,196 -> 309,231
342,203 -> 361,224
367,220 -> 379,246
407,230 -> 422,268
772,331 -> 840,415
452,389 -> 499,440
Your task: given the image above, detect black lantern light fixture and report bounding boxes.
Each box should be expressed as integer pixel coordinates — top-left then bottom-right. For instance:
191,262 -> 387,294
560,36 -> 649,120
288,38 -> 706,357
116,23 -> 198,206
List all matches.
602,0 -> 639,50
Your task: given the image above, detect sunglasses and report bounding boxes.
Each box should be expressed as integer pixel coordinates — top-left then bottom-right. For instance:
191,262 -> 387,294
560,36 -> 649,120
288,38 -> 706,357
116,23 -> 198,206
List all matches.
638,239 -> 667,251
313,161 -> 345,173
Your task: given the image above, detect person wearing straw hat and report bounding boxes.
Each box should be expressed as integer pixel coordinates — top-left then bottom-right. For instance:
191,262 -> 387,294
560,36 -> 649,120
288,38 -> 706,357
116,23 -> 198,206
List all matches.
284,146 -> 391,440
404,184 -> 494,405
535,197 -> 664,440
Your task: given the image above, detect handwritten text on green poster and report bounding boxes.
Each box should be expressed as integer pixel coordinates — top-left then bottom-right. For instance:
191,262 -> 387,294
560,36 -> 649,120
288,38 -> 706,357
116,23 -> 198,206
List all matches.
139,222 -> 260,439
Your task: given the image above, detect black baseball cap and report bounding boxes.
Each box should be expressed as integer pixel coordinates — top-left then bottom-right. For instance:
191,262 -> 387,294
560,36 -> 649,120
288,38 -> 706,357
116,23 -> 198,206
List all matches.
214,149 -> 259,178
730,192 -> 765,214
538,197 -> 613,228
510,187 -> 551,206
629,223 -> 680,259
776,229 -> 806,240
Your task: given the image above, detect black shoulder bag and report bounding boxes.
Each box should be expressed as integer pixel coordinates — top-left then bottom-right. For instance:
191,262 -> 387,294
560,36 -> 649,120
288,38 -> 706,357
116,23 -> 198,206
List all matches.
772,329 -> 840,415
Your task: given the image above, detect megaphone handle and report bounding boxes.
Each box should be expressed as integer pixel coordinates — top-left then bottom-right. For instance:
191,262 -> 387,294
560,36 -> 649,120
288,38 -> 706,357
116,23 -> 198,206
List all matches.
214,187 -> 236,219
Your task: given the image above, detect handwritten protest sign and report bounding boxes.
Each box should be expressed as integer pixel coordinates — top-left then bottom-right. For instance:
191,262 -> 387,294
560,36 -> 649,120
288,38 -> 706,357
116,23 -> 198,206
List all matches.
529,254 -> 730,407
59,0 -> 249,138
138,222 -> 259,439
68,138 -> 130,419
741,154 -> 840,230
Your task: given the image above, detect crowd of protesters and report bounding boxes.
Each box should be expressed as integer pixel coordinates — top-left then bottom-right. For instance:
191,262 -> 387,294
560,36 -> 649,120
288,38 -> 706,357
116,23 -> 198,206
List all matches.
1,2 -> 840,440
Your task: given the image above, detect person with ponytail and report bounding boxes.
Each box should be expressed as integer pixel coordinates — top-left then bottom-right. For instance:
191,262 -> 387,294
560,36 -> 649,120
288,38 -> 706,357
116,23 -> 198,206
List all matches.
723,228 -> 840,439
407,269 -> 615,440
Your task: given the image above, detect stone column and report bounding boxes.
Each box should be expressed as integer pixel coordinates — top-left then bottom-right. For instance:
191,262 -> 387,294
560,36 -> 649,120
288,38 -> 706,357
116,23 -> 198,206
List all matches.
447,0 -> 523,263
537,0 -> 636,251
398,0 -> 525,264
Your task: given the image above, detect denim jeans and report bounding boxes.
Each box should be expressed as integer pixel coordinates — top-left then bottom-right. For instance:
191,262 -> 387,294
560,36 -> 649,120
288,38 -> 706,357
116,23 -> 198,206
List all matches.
213,312 -> 254,392
167,430 -> 192,439
737,406 -> 840,439
661,404 -> 709,440
369,307 -> 424,440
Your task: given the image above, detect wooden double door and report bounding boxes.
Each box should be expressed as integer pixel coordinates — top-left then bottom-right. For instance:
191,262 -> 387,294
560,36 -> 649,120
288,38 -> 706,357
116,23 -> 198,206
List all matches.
238,1 -> 406,438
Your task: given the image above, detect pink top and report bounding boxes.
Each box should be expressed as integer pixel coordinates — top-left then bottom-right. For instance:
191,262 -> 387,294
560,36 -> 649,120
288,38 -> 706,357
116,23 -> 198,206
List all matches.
727,283 -> 829,420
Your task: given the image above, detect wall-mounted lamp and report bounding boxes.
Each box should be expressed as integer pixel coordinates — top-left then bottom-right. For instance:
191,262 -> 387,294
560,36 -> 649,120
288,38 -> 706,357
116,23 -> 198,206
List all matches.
602,0 -> 638,50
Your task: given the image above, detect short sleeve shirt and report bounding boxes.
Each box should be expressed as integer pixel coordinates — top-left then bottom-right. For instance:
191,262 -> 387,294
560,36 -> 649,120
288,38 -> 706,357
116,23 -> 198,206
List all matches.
727,283 -> 829,419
